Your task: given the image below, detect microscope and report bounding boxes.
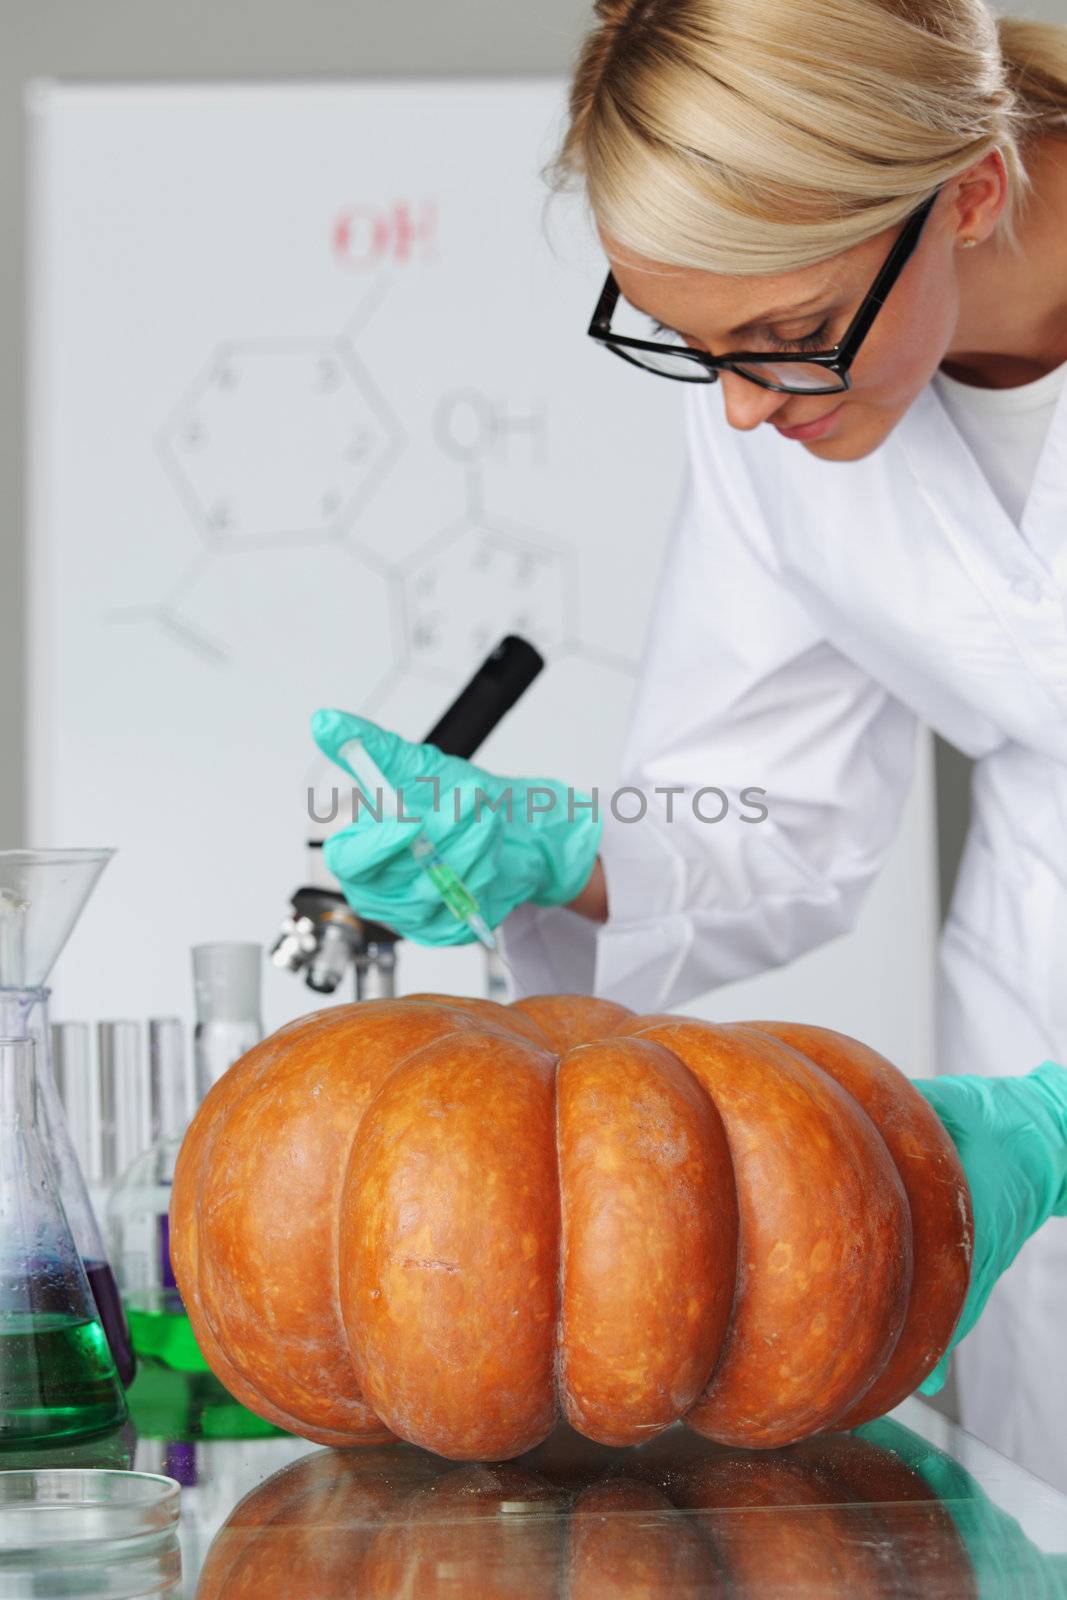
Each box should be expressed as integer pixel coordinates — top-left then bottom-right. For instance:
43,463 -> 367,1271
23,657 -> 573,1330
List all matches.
270,636 -> 544,1000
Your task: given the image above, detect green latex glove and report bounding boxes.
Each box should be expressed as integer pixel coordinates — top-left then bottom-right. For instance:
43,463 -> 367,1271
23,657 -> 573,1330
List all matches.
913,1063 -> 1067,1394
311,709 -> 602,945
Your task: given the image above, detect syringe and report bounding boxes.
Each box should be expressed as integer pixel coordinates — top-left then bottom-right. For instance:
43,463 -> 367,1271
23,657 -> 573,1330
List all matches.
338,738 -> 500,954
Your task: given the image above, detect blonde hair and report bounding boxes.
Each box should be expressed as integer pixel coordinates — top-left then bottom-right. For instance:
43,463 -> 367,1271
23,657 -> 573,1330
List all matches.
551,1 -> 1067,274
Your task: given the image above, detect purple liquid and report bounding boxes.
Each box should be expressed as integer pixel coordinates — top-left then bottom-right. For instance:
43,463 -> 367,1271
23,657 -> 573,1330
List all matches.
159,1213 -> 178,1293
84,1259 -> 136,1388
165,1441 -> 198,1486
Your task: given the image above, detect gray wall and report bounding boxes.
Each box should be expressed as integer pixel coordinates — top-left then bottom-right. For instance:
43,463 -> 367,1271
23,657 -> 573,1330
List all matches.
2,0 -> 1064,893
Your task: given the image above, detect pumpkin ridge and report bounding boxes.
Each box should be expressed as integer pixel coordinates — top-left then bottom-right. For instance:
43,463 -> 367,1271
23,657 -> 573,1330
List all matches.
652,1035 -> 744,1421
621,1019 -> 911,1445
406,992 -> 555,1049
339,1027 -> 559,1457
334,1111 -> 386,1432
183,1001 -> 486,1438
556,1034 -> 738,1444
743,1021 -> 971,1427
171,1037 -> 285,1407
728,1023 -> 913,1427
175,1228 -> 392,1444
551,1048 -> 566,1435
510,994 -> 635,1052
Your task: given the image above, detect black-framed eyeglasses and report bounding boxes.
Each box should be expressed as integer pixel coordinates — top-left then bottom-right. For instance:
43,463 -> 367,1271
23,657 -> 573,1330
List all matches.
587,188 -> 940,395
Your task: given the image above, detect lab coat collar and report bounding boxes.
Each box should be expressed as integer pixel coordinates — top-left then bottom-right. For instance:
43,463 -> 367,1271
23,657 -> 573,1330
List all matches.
899,374 -> 1067,589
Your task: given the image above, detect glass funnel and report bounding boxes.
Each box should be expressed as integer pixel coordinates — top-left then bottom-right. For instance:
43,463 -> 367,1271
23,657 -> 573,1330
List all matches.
0,849 -> 135,1387
0,849 -> 113,993
0,1036 -> 128,1444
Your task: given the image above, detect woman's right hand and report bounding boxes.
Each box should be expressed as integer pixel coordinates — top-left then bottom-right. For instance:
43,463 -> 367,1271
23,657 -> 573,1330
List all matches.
311,709 -> 603,945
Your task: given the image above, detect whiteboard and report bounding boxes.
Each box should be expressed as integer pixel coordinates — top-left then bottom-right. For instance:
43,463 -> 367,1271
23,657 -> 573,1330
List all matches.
27,80 -> 938,1072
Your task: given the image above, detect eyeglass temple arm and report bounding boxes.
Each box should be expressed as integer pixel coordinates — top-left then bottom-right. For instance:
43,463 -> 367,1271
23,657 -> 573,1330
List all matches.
589,271 -> 621,336
835,191 -> 940,357
588,189 -> 938,371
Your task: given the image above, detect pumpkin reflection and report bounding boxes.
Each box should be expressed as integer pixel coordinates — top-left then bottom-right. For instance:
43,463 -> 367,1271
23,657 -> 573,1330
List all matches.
198,1418 -> 979,1598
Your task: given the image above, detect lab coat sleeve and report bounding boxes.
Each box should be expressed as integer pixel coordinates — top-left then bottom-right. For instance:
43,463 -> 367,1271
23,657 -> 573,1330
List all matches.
501,387 -> 920,1011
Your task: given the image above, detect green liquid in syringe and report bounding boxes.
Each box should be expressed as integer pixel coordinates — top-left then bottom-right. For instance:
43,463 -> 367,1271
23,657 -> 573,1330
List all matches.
0,1313 -> 126,1444
342,738 -> 507,955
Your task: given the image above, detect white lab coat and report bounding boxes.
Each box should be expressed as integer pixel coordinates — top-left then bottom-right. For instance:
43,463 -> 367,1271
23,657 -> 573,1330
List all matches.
503,376 -> 1067,1491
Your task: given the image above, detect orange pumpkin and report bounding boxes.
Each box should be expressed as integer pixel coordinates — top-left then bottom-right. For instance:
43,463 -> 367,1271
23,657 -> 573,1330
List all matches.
170,994 -> 971,1460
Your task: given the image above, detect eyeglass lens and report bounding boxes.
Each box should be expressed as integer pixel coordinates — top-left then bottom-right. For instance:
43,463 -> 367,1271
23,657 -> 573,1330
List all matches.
603,303 -> 846,391
609,340 -> 845,392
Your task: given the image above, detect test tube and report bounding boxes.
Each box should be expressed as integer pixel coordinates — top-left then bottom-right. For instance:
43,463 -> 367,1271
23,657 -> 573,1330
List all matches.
148,1017 -> 195,1143
98,1021 -> 150,1183
51,1022 -> 96,1183
192,943 -> 263,1102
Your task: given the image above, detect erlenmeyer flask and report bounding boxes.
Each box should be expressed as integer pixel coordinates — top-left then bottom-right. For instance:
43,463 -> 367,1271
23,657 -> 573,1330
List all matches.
0,1035 -> 128,1444
0,849 -> 135,1386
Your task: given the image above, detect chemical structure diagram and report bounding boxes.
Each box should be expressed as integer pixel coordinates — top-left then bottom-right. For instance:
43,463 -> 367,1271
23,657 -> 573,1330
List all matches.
109,273 -> 638,714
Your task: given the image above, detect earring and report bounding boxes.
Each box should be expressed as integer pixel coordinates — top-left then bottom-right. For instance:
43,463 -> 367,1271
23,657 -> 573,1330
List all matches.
960,236 -> 978,249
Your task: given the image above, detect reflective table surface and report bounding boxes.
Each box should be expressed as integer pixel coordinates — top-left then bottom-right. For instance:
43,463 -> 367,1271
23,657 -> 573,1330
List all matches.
4,1369 -> 1066,1597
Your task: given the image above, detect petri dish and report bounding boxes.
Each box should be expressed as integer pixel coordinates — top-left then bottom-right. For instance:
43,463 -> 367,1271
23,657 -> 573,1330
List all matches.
0,1468 -> 180,1555
0,1535 -> 182,1598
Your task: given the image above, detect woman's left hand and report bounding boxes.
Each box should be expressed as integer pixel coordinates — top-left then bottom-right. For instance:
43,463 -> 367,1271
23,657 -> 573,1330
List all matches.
912,1063 -> 1067,1393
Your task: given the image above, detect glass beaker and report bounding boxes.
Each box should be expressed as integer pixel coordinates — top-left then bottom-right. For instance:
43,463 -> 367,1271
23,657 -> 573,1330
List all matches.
192,943 -> 263,1100
0,1035 -> 128,1445
0,849 -> 135,1387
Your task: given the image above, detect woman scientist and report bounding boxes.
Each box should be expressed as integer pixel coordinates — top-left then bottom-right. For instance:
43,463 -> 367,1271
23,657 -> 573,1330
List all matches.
312,0 -> 1067,1488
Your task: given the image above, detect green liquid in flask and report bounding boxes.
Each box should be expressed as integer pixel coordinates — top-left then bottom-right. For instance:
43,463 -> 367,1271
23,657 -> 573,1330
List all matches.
125,1301 -> 208,1373
0,1311 -> 127,1445
0,1032 -> 129,1447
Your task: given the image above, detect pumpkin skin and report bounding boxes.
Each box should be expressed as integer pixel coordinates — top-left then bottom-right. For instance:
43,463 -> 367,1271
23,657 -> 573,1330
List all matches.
170,993 -> 972,1460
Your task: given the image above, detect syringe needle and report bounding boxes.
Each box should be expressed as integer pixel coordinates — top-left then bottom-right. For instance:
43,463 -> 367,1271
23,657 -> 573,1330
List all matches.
461,911 -> 497,953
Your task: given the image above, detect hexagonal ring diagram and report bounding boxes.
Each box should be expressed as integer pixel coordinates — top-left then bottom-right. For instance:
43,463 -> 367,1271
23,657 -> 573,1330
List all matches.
401,515 -> 573,675
158,340 -> 404,546
119,286 -> 639,688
